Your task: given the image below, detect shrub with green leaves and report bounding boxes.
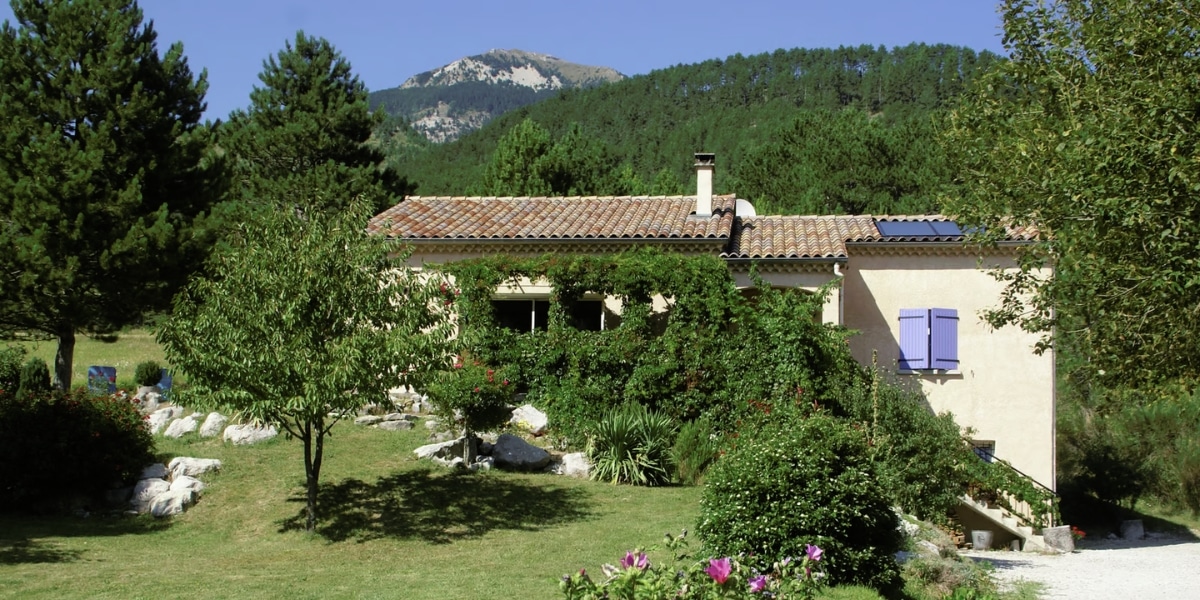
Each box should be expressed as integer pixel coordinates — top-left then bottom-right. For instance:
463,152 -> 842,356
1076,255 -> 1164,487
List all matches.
425,359 -> 516,462
672,415 -> 721,485
0,345 -> 26,397
698,412 -> 904,595
17,356 -> 51,399
588,403 -> 677,486
134,361 -> 163,387
0,387 -> 154,512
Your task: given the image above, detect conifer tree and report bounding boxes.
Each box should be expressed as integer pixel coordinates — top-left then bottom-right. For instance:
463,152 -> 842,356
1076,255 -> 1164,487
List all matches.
0,0 -> 221,389
222,31 -> 407,215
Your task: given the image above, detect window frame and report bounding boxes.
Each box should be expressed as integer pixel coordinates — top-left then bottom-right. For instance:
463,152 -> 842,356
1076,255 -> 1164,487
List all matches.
898,307 -> 959,374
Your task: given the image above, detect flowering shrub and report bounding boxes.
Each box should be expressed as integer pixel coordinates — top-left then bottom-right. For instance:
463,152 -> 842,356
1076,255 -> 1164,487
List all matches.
560,531 -> 826,599
1070,526 -> 1086,541
698,412 -> 904,595
425,358 -> 515,462
0,386 -> 154,512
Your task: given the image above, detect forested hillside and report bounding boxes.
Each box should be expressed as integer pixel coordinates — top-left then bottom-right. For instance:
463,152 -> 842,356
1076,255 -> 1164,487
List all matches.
384,43 -> 999,215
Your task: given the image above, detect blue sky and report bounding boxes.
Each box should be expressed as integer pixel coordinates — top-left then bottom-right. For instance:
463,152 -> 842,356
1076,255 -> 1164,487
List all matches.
1,1 -> 1007,121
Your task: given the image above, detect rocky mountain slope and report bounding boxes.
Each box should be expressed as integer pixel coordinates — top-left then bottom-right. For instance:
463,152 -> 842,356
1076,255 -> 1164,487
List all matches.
369,49 -> 623,143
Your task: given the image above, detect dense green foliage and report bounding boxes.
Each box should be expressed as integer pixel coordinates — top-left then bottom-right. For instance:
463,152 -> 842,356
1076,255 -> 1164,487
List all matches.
944,0 -> 1200,386
0,387 -> 154,513
17,356 -> 51,399
439,250 -> 1050,523
0,345 -> 25,395
698,413 -> 904,595
587,404 -> 677,486
221,31 -> 410,215
425,359 -> 516,463
0,0 -> 222,389
390,43 -> 995,213
133,361 -> 163,387
672,415 -> 721,485
160,201 -> 453,531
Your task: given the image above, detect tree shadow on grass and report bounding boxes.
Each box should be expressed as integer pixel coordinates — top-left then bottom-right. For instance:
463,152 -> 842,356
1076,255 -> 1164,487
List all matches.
278,467 -> 594,543
0,513 -> 172,565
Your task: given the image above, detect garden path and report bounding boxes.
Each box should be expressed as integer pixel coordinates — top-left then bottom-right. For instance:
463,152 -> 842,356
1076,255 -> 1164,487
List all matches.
966,531 -> 1200,599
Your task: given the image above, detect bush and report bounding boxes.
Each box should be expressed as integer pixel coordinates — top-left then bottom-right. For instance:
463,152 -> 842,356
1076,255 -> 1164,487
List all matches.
673,415 -> 721,485
588,403 -> 677,486
134,361 -> 163,387
698,412 -> 904,595
17,356 -> 51,398
0,387 -> 154,512
0,345 -> 26,397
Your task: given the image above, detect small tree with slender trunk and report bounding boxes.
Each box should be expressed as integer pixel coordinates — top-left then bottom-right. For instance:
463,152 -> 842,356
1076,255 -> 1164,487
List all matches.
159,201 -> 452,531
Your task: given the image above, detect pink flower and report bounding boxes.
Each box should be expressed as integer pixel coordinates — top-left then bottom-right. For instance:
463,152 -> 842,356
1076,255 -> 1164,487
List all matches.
706,557 -> 732,584
805,544 -> 823,562
748,575 -> 768,593
619,551 -> 650,570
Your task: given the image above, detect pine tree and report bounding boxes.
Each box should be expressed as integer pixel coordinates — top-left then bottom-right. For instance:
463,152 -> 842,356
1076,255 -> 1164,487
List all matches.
222,31 -> 407,215
0,0 -> 221,389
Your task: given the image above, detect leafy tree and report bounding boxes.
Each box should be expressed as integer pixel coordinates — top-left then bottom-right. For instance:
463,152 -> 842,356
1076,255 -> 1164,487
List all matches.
159,201 -> 453,531
943,0 -> 1200,385
477,117 -> 554,196
222,31 -> 408,215
0,0 -> 220,389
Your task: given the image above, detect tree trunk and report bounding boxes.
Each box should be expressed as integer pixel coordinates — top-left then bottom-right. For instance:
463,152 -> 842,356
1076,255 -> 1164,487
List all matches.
302,418 -> 324,532
463,428 -> 476,466
54,328 -> 75,391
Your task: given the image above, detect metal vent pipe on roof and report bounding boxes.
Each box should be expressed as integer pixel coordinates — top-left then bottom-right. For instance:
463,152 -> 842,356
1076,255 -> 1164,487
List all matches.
695,152 -> 715,217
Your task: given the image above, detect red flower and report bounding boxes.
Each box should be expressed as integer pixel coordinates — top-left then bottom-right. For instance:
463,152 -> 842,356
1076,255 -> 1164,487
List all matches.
473,387 -> 480,393
486,369 -> 495,382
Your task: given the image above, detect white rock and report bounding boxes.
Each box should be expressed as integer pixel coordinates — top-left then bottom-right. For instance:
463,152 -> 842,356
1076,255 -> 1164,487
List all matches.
383,413 -> 418,422
556,452 -> 591,478
492,433 -> 551,471
414,438 -> 465,461
199,412 -> 228,438
509,404 -> 548,436
377,420 -> 414,431
147,406 -> 182,435
355,415 -> 383,426
163,414 -> 200,439
169,475 -> 205,494
139,463 -> 170,480
169,457 -> 221,478
131,478 -> 171,513
223,424 -> 278,445
135,386 -> 163,412
150,489 -> 196,517
470,456 -> 494,472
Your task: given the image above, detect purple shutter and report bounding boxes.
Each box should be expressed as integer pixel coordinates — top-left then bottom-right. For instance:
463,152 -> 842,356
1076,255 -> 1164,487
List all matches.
898,309 -> 930,370
930,308 -> 959,370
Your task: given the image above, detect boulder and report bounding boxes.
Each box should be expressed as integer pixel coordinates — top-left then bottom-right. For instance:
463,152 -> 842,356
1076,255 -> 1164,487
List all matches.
424,417 -> 441,430
555,452 -> 591,478
1120,519 -> 1145,540
492,433 -> 552,471
470,456 -> 494,472
132,478 -> 170,513
377,420 -> 414,431
354,415 -> 383,426
199,412 -> 228,438
414,438 -> 465,461
135,386 -> 163,412
149,489 -> 196,517
383,413 -> 418,422
139,463 -> 170,480
223,424 -> 278,445
478,440 -> 494,456
163,414 -> 200,439
169,475 -> 205,494
510,404 -> 548,436
1042,525 -> 1075,552
147,406 -> 183,435
169,457 -> 221,478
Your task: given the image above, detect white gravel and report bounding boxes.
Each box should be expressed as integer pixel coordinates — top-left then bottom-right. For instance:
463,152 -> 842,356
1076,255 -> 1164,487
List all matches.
965,532 -> 1200,599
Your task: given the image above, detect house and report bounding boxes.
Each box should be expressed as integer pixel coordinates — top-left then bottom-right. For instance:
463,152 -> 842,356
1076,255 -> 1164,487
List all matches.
369,153 -> 1056,502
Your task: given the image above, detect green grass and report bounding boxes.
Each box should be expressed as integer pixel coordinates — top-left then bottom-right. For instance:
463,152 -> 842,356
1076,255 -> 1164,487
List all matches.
7,329 -> 169,388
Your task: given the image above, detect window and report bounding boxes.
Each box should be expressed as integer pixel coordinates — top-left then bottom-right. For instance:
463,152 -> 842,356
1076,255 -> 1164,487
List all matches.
491,298 -> 605,332
898,308 -> 958,371
971,441 -> 996,463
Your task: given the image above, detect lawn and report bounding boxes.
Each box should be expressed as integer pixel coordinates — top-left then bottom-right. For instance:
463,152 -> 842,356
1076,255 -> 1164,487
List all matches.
9,328 -> 169,388
0,420 -> 700,600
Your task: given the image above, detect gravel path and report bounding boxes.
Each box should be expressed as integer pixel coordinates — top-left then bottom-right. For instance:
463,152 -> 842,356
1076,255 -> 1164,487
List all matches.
964,532 -> 1200,599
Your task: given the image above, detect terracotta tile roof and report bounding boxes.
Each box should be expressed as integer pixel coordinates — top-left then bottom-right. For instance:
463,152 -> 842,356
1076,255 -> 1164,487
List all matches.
368,195 -> 737,241
725,215 -> 878,259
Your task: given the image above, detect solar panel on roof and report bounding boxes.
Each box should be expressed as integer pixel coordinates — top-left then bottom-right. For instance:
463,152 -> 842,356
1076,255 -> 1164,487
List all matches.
929,221 -> 964,236
875,220 -> 937,237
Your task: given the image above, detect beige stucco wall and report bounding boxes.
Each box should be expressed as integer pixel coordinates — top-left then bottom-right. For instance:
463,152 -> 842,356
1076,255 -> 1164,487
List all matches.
841,250 -> 1056,490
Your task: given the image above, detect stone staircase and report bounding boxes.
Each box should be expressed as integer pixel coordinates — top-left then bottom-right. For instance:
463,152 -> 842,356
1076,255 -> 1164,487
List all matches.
958,494 -> 1050,552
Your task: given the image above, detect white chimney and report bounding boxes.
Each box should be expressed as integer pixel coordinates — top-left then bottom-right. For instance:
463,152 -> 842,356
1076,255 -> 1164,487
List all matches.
694,152 -> 715,217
